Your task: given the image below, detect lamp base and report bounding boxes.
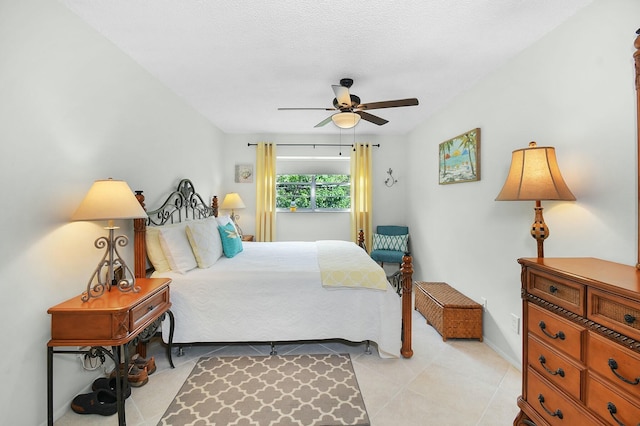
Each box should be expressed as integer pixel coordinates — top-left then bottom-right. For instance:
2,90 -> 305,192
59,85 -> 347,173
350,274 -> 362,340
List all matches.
531,201 -> 549,258
82,227 -> 140,302
231,210 -> 243,238
232,217 -> 244,238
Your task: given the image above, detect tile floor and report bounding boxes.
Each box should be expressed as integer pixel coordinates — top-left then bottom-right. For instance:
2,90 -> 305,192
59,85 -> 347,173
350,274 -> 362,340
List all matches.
55,309 -> 522,425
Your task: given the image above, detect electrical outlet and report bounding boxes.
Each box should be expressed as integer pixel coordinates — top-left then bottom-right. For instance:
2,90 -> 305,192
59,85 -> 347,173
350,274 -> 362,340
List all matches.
480,297 -> 487,311
511,313 -> 520,334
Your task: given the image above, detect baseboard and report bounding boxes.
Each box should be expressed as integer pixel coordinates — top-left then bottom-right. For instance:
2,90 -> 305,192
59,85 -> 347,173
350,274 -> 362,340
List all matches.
482,336 -> 522,371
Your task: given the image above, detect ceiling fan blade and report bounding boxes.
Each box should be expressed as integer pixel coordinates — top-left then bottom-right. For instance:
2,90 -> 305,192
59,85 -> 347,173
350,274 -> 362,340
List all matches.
357,98 -> 419,111
314,115 -> 335,128
332,85 -> 352,108
356,111 -> 388,126
278,107 -> 335,111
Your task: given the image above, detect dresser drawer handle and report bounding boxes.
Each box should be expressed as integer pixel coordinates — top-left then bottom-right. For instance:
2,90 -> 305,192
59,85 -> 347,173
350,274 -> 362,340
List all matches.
538,355 -> 565,377
608,358 -> 640,386
147,305 -> 154,312
537,394 -> 563,420
606,402 -> 637,426
549,285 -> 558,294
624,314 -> 636,324
539,321 -> 566,340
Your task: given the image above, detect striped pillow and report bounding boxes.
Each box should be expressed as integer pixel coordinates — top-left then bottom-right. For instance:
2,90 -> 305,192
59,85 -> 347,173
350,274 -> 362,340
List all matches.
372,233 -> 408,252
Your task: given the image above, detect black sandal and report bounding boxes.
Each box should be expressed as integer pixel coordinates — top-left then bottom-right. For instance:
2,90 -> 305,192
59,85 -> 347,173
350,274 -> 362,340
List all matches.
92,376 -> 131,399
70,389 -> 117,416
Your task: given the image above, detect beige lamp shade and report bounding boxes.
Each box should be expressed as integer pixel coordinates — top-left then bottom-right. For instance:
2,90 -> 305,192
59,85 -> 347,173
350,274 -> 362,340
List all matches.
72,178 -> 147,221
332,112 -> 361,129
220,192 -> 246,210
495,142 -> 575,201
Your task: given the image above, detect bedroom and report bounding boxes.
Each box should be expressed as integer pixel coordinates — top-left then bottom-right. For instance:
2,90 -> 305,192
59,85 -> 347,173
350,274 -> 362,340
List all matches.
1,0 -> 639,425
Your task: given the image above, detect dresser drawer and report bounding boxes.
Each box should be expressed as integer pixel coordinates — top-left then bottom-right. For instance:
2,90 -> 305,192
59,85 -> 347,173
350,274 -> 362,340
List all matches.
586,331 -> 640,393
527,368 -> 597,426
528,334 -> 584,401
586,372 -> 640,426
527,269 -> 586,315
130,287 -> 169,332
51,311 -> 129,341
528,303 -> 586,361
588,288 -> 640,341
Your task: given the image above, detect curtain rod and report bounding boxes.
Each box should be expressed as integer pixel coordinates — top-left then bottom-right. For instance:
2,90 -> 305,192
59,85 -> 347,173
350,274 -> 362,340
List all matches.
247,143 -> 380,148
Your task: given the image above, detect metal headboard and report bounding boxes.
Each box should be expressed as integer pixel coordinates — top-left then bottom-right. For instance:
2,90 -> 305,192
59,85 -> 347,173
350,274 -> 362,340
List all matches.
145,179 -> 217,226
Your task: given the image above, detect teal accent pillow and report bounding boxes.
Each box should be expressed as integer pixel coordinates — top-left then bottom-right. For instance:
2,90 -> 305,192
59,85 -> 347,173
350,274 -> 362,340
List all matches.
217,222 -> 243,258
372,233 -> 408,252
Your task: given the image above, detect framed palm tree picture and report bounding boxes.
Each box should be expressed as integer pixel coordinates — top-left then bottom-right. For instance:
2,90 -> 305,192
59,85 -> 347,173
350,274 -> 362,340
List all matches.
438,128 -> 481,184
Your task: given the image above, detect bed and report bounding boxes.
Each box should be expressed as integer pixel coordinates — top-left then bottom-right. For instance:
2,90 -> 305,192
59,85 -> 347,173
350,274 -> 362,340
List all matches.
133,179 -> 413,358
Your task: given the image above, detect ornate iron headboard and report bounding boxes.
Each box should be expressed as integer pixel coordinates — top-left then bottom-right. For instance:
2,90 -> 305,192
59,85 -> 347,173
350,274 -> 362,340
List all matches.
134,179 -> 218,278
144,179 -> 217,226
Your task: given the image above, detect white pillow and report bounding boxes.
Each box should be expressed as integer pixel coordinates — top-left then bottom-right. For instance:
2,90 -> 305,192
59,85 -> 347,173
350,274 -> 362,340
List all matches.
216,214 -> 235,229
158,226 -> 197,274
186,217 -> 223,268
146,220 -> 202,272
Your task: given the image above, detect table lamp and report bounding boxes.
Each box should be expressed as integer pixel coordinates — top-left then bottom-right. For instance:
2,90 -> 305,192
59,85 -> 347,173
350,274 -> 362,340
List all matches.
220,192 -> 246,237
495,142 -> 575,258
72,178 -> 147,301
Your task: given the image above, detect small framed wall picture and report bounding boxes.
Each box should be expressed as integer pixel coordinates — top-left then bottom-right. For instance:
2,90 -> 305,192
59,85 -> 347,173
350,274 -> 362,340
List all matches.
438,128 -> 481,184
235,164 -> 253,183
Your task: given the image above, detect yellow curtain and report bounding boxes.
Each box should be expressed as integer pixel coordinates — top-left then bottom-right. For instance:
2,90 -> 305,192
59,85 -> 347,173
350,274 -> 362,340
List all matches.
255,142 -> 277,241
350,143 -> 373,251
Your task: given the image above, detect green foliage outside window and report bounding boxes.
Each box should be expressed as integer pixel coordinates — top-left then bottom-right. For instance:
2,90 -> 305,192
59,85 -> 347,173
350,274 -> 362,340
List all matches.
276,174 -> 350,211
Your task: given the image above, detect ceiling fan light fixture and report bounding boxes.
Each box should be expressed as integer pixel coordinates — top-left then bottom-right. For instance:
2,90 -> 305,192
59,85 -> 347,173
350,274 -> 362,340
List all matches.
331,112 -> 361,129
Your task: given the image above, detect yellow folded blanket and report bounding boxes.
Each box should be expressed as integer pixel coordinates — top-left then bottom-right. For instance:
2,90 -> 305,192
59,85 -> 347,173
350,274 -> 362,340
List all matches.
317,240 -> 388,290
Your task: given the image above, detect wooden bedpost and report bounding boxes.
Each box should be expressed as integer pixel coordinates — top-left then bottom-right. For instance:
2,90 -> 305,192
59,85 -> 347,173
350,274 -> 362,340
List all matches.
212,195 -> 219,218
134,190 -> 146,279
133,190 -> 148,357
400,252 -> 414,358
357,229 -> 366,250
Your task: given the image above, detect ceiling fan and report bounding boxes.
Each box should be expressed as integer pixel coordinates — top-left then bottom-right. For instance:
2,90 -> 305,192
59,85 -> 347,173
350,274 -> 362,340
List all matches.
278,78 -> 419,128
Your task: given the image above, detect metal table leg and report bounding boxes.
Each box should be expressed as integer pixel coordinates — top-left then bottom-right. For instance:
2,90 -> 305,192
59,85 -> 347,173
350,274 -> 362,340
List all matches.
47,346 -> 53,426
113,345 -> 126,426
167,310 -> 175,368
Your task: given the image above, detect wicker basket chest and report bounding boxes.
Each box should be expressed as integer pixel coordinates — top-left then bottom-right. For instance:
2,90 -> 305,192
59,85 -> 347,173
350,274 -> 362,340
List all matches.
415,281 -> 483,341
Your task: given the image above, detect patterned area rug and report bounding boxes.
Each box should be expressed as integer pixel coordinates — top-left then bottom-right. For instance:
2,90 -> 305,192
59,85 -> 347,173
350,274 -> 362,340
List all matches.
158,353 -> 370,426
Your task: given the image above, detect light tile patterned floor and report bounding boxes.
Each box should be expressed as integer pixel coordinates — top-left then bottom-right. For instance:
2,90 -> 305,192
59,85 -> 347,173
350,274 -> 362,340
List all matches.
55,309 -> 521,425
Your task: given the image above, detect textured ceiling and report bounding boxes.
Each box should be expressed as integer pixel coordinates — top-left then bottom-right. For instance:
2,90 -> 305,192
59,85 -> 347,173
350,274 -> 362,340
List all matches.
60,0 -> 594,135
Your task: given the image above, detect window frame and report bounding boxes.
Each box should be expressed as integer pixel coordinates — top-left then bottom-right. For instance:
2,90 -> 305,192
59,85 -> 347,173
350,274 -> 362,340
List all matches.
276,173 -> 351,213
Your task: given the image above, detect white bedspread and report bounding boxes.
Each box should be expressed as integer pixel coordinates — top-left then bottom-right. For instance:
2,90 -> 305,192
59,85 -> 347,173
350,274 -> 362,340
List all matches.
152,241 -> 402,358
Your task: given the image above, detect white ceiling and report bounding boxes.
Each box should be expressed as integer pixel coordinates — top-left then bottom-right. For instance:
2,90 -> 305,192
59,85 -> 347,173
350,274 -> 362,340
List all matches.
60,0 -> 594,135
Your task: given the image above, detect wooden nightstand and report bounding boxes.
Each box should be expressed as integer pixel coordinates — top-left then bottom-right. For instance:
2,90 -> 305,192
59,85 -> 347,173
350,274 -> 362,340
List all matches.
47,278 -> 173,426
241,234 -> 254,242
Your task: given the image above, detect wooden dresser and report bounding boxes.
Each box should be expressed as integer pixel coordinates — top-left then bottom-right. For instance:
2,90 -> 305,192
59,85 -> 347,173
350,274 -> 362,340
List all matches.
515,258 -> 640,426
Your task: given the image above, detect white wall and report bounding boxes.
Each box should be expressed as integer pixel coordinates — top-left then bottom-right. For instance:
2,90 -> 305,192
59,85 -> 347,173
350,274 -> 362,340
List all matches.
406,0 -> 639,365
0,1 -> 225,424
221,133 -> 408,241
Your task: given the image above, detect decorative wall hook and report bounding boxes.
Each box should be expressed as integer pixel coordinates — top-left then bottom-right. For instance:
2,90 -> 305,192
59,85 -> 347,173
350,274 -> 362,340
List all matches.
385,168 -> 398,187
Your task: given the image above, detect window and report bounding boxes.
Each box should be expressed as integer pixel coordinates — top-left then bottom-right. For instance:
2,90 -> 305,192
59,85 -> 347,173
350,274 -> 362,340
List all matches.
276,174 -> 350,211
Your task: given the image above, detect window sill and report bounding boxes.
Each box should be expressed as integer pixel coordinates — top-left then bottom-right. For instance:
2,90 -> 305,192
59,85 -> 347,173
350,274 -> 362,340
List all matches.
276,210 -> 351,213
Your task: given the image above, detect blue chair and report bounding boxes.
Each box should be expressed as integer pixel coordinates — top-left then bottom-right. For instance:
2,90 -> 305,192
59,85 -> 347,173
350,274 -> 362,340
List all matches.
370,225 -> 409,267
